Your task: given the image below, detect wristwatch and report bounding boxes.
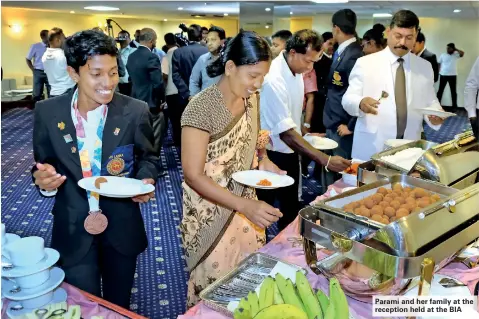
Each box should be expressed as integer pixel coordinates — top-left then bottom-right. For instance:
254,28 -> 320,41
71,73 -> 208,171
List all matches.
303,123 -> 311,129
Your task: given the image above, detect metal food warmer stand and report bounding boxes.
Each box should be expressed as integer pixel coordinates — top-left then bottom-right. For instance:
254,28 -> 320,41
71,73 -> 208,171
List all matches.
300,135 -> 479,300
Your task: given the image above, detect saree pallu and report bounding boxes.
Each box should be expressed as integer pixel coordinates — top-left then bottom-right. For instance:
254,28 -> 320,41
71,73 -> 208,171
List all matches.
180,95 -> 266,307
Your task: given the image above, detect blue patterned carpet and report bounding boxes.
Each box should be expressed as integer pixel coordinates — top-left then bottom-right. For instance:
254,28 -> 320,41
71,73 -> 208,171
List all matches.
1,107 -> 467,318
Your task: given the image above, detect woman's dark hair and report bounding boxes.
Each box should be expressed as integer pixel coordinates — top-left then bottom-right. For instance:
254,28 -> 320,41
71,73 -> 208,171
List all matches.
206,31 -> 272,78
390,10 -> 420,30
363,24 -> 386,48
286,29 -> 323,54
64,30 -> 119,72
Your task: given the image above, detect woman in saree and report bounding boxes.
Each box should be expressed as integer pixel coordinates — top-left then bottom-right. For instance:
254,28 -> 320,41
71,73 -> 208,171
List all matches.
180,31 -> 284,307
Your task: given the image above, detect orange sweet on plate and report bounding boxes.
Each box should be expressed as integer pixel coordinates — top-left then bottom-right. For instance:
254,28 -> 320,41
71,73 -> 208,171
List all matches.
257,179 -> 272,186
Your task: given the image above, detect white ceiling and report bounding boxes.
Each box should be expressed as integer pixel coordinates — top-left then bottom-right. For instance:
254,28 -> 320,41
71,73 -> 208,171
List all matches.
3,1 -> 479,21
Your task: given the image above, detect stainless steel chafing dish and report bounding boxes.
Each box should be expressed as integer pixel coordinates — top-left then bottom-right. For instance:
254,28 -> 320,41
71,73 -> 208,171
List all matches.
358,132 -> 478,189
300,175 -> 479,300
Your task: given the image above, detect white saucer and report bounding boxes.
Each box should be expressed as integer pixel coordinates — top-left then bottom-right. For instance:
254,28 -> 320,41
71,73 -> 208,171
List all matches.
304,135 -> 338,150
2,248 -> 60,278
78,176 -> 155,198
6,287 -> 67,318
417,108 -> 456,118
2,233 -> 21,255
2,267 -> 65,300
404,274 -> 471,297
232,170 -> 295,189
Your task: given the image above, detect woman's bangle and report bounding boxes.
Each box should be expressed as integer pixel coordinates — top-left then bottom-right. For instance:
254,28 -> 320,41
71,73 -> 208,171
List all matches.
325,155 -> 332,172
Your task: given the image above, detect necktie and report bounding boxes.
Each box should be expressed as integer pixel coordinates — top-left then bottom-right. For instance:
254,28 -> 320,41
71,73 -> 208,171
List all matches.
333,50 -> 339,61
395,58 -> 407,139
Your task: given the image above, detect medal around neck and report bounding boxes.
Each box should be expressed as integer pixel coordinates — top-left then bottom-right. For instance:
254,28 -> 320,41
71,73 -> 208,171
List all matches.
84,210 -> 108,235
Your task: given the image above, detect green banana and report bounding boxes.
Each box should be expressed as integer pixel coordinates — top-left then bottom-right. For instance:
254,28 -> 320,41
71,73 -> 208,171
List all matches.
234,307 -> 252,319
248,291 -> 260,317
239,297 -> 251,314
316,289 -> 329,315
274,273 -> 306,312
329,278 -> 349,319
295,271 -> 323,319
253,304 -> 308,319
259,276 -> 275,310
324,303 -> 336,319
273,281 -> 284,304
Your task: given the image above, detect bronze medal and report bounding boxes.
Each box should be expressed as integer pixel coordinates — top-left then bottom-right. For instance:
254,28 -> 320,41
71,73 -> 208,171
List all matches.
84,210 -> 108,235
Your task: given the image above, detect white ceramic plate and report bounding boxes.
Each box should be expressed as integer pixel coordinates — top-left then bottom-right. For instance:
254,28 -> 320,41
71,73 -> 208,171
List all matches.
6,287 -> 67,317
232,170 -> 295,189
417,108 -> 456,118
78,176 -> 155,198
303,135 -> 338,150
1,248 -> 59,278
2,267 -> 65,300
2,233 -> 21,256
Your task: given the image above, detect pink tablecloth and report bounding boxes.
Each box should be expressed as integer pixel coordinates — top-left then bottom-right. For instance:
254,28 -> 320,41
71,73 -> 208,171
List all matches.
180,181 -> 479,319
2,283 -> 132,319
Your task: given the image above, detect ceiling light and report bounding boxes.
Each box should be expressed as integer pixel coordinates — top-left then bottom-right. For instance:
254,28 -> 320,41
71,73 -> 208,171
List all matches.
70,11 -> 75,14
178,7 -> 183,11
84,6 -> 120,11
290,11 -> 293,15
311,0 -> 349,3
373,13 -> 393,18
265,25 -> 270,29
265,8 -> 271,12
164,19 -> 168,21
194,15 -> 201,17
224,13 -> 228,16
453,9 -> 461,13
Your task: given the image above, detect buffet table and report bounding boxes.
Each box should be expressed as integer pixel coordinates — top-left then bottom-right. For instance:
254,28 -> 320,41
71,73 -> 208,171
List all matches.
180,180 -> 479,319
1,282 -> 148,319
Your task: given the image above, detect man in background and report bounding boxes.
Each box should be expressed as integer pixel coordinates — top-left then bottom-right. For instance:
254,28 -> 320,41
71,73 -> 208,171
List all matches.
323,9 -> 363,161
259,29 -> 350,231
171,24 -> 208,146
413,32 -> 439,83
127,28 -> 166,177
189,26 -> 226,97
161,33 -> 179,140
132,30 -> 141,47
26,30 -> 51,104
42,28 -> 75,97
270,30 -> 293,59
464,57 -> 479,139
437,43 -> 465,111
200,26 -> 209,46
116,30 -> 137,96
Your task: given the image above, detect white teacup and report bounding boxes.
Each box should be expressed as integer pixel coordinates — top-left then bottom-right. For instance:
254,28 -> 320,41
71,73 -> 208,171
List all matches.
1,223 -> 5,243
14,268 -> 51,289
21,290 -> 54,309
3,237 -> 46,267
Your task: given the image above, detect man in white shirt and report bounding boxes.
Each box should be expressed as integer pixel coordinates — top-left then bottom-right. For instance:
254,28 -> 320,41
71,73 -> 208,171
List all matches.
259,29 -> 351,231
464,57 -> 479,139
162,33 -> 179,141
437,43 -> 465,111
116,30 -> 136,96
42,28 -> 75,97
342,10 -> 445,161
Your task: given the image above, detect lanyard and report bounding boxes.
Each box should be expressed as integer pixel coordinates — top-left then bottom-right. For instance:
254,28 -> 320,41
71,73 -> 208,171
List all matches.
71,89 -> 108,211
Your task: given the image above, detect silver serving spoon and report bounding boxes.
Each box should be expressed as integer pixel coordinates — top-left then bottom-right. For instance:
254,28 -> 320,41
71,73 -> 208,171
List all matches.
438,277 -> 467,288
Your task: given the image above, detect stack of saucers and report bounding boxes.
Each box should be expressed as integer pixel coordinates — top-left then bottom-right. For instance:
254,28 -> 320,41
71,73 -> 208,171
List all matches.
1,228 -> 67,318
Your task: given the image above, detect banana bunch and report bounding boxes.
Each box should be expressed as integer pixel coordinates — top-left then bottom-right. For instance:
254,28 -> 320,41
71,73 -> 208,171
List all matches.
233,272 -> 349,319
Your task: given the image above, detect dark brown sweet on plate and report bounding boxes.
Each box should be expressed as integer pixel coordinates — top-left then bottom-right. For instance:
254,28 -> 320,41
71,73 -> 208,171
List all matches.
94,177 -> 108,189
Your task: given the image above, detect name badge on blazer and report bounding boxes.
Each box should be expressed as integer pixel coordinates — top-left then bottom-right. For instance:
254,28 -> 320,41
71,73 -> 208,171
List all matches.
101,144 -> 134,177
332,71 -> 343,86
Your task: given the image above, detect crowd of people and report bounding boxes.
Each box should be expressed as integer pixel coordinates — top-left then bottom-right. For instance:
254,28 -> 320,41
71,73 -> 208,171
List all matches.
24,6 -> 479,315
